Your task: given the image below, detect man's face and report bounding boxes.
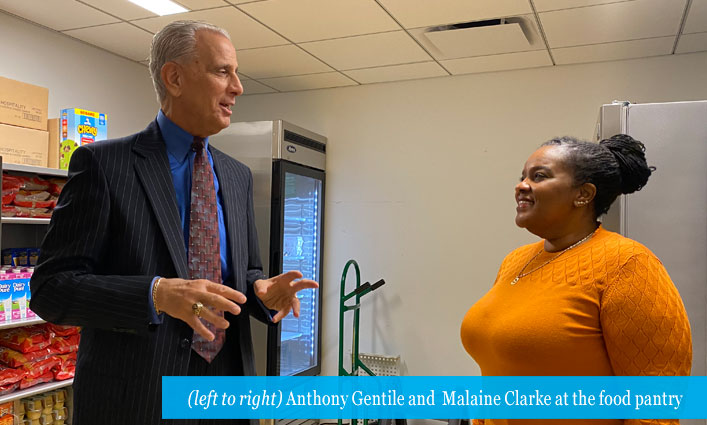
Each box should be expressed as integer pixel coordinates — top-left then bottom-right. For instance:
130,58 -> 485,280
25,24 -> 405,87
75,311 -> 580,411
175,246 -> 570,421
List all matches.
178,30 -> 243,137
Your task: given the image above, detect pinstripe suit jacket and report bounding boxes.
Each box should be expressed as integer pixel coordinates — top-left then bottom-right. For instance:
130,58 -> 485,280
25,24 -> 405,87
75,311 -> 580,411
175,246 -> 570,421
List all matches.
30,120 -> 269,424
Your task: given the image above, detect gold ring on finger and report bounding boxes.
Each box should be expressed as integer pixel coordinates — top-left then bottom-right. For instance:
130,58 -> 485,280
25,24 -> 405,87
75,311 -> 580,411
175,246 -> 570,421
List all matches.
192,301 -> 204,317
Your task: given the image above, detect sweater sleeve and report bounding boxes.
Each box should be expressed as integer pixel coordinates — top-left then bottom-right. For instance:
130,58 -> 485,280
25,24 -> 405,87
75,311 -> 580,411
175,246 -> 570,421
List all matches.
600,253 -> 692,425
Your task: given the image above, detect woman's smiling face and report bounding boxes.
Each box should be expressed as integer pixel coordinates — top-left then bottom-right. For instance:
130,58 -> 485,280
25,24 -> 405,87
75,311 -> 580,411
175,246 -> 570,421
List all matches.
515,145 -> 581,236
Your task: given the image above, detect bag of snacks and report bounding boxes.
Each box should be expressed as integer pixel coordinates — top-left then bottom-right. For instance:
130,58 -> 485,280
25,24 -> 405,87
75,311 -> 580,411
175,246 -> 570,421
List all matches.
50,334 -> 80,354
0,325 -> 51,353
19,369 -> 53,389
0,346 -> 56,368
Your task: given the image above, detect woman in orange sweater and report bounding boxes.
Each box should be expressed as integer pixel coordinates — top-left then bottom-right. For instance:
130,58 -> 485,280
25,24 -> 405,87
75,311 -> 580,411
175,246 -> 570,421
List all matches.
461,134 -> 692,425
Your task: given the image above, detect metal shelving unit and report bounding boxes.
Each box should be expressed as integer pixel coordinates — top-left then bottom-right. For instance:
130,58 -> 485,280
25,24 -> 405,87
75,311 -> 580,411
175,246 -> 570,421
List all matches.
0,379 -> 73,404
2,163 -> 67,177
1,217 -> 51,225
0,159 -> 73,408
0,317 -> 45,330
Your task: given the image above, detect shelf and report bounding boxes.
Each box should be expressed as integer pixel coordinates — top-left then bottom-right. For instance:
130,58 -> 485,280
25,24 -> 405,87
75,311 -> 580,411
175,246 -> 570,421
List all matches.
1,217 -> 51,225
0,317 -> 45,330
281,331 -> 303,342
2,164 -> 68,177
0,379 -> 73,404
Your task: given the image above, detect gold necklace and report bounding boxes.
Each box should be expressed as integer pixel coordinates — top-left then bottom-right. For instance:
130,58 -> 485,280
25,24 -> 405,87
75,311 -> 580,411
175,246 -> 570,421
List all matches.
510,229 -> 597,285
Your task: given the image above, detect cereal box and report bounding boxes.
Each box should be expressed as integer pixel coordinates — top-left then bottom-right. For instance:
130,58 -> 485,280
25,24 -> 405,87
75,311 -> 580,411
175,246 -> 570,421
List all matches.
60,108 -> 107,169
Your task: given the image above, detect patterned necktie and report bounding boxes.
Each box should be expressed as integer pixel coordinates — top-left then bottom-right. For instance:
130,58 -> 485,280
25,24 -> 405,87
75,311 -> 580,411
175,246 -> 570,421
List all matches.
188,137 -> 225,363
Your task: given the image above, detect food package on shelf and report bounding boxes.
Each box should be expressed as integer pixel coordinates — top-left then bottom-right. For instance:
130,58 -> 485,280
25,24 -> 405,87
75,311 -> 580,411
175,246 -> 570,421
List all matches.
0,325 -> 51,353
0,346 -> 56,368
19,369 -> 53,390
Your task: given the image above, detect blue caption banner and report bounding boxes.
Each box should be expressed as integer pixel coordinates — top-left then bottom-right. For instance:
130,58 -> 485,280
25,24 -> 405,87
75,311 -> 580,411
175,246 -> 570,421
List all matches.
162,376 -> 705,419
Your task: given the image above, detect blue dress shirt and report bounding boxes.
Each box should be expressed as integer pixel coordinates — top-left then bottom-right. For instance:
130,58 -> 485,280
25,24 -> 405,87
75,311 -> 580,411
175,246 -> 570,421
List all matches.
149,111 -> 232,320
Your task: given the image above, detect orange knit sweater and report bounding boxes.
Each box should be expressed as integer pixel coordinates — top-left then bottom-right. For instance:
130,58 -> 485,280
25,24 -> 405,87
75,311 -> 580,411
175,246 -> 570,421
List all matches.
461,226 -> 692,425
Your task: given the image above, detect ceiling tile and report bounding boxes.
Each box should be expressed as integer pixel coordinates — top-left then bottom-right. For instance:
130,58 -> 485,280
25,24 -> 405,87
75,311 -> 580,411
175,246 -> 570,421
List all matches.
226,0 -> 265,3
0,0 -> 118,31
80,0 -> 156,20
175,0 -> 230,9
534,0 -> 635,12
540,0 -> 686,48
240,79 -> 277,94
683,0 -> 707,34
344,62 -> 447,84
410,14 -> 544,60
64,22 -> 154,62
238,0 -> 399,42
441,50 -> 552,75
376,0 -> 532,29
236,45 -> 332,78
131,6 -> 287,49
553,36 -> 674,64
300,31 -> 431,70
676,32 -> 707,54
259,72 -> 357,92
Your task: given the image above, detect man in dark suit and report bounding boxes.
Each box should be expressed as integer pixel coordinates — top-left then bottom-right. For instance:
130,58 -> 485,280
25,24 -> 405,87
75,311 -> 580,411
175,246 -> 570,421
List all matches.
29,20 -> 317,425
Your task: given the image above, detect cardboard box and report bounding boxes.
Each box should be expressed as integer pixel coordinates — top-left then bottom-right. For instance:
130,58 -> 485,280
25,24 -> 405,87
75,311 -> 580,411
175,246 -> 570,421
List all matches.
60,108 -> 107,170
0,123 -> 49,167
48,118 -> 60,169
0,76 -> 48,131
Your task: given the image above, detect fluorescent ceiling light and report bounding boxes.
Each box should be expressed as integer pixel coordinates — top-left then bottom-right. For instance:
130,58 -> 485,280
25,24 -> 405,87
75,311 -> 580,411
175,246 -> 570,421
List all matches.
128,0 -> 188,16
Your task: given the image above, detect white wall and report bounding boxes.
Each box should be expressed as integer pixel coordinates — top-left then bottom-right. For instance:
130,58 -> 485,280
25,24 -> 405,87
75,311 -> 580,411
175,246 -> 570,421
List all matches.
231,51 -> 707,378
0,11 -> 157,137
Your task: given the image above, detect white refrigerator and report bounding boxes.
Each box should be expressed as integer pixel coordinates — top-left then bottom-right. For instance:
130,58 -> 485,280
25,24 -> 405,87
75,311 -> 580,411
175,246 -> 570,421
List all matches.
597,100 -> 707,425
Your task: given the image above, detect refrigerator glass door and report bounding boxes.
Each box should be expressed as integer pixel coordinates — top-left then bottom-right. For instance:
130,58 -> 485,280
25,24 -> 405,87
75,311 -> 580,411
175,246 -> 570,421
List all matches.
269,160 -> 324,376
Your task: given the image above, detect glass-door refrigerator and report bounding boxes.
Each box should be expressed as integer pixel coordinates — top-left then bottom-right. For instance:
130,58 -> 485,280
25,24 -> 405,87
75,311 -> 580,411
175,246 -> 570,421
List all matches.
210,121 -> 325,378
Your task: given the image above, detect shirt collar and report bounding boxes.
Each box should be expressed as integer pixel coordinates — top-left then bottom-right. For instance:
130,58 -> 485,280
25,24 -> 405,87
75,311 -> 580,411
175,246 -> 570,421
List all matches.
156,110 -> 210,163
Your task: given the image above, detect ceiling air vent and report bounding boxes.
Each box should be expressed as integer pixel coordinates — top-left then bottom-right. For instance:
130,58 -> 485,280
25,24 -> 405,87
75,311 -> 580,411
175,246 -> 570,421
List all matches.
422,17 -> 534,59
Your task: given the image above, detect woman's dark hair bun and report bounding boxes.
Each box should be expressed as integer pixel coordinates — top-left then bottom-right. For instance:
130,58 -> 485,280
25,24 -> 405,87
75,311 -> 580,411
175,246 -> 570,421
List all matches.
599,134 -> 655,194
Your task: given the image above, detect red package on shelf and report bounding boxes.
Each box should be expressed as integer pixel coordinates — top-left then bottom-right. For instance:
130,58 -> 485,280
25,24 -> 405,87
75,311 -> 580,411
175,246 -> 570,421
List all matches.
53,352 -> 76,381
0,382 -> 18,396
13,191 -> 56,209
19,369 -> 53,389
50,334 -> 80,354
1,175 -> 22,191
0,346 -> 57,368
48,178 -> 66,196
22,356 -> 60,379
14,207 -> 52,218
54,363 -> 75,381
0,206 -> 16,217
1,188 -> 18,206
45,323 -> 80,337
0,325 -> 51,353
0,364 -> 25,386
15,175 -> 50,192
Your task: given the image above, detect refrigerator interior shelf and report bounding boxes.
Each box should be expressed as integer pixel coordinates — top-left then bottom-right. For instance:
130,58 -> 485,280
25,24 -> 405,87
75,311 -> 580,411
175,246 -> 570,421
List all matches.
281,331 -> 304,342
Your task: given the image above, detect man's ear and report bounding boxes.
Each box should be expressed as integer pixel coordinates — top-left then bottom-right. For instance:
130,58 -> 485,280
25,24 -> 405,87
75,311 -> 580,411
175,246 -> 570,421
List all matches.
161,62 -> 183,98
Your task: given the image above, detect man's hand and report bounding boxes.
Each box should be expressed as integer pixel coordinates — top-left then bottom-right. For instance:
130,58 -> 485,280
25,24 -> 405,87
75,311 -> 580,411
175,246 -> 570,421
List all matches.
154,278 -> 246,341
254,271 -> 319,323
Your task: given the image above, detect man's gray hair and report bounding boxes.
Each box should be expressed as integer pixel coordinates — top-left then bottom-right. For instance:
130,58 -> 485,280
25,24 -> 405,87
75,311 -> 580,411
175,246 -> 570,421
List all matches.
149,20 -> 230,104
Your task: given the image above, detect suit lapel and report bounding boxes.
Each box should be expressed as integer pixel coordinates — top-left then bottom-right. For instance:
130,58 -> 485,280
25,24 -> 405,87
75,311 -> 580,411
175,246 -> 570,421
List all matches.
132,121 -> 189,279
210,148 -> 242,286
